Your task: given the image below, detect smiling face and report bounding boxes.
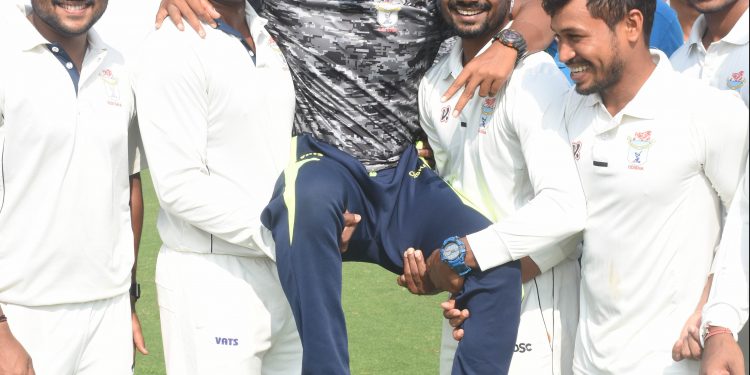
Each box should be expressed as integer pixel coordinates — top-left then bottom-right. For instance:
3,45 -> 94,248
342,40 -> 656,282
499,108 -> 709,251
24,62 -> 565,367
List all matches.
440,0 -> 510,39
551,0 -> 627,95
31,0 -> 108,38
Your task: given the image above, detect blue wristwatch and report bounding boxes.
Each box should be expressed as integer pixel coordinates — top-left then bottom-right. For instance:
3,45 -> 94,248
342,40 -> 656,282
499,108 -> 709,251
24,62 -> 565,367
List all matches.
440,236 -> 472,277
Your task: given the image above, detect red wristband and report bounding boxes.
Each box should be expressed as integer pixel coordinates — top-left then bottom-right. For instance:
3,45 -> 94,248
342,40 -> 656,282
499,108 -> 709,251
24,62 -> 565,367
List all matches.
704,326 -> 733,342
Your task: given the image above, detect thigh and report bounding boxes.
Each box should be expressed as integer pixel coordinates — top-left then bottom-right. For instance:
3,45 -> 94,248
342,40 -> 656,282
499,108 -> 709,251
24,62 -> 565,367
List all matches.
78,293 -> 133,375
157,247 -> 284,375
1,302 -> 83,375
388,166 -> 492,264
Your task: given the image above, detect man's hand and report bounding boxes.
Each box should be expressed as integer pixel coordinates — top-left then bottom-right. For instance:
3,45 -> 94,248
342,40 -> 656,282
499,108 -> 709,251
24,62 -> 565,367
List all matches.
700,332 -> 745,375
672,310 -> 703,361
416,139 -> 435,169
426,249 -> 466,294
397,248 -> 439,295
0,325 -> 35,375
339,211 -> 361,254
440,42 -> 517,117
156,0 -> 220,37
441,298 -> 469,341
131,307 -> 148,357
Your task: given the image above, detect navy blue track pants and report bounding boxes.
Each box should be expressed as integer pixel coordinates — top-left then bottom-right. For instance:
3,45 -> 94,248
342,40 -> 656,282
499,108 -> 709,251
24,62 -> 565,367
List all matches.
261,134 -> 521,374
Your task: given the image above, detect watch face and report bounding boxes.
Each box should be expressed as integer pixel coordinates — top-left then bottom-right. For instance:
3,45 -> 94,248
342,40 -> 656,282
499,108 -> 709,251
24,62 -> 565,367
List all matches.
443,242 -> 460,261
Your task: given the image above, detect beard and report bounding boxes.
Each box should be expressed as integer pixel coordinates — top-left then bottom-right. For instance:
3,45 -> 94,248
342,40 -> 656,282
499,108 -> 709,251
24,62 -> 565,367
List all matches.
442,0 -> 509,39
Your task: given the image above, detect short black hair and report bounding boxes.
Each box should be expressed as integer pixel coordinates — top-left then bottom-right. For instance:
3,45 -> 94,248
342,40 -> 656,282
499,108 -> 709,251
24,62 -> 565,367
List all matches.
542,0 -> 656,45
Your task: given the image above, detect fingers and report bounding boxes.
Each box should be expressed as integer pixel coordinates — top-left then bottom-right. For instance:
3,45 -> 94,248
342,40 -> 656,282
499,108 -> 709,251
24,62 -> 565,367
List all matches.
417,148 -> 433,159
440,73 -> 467,105
180,3 -> 207,37
686,326 -> 702,359
166,4 -> 186,32
452,77 -> 481,117
339,211 -> 361,253
132,312 -> 149,355
672,339 -> 684,362
672,333 -> 702,362
155,1 -> 170,29
452,327 -> 464,341
402,248 -> 422,294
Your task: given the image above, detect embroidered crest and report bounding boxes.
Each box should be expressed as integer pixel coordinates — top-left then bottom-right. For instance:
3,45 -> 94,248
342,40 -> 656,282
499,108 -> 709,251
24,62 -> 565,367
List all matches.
441,106 -> 451,123
374,0 -> 404,32
727,70 -> 745,91
479,97 -> 496,134
571,141 -> 582,160
99,69 -> 121,107
626,130 -> 654,170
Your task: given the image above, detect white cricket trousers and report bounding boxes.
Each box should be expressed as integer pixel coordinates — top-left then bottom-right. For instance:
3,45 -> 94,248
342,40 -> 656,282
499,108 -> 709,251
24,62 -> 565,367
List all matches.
156,246 -> 302,375
1,292 -> 133,375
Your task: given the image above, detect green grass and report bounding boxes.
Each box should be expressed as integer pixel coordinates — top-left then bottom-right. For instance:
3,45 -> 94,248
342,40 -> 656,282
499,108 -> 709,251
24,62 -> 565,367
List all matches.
134,171 -> 447,374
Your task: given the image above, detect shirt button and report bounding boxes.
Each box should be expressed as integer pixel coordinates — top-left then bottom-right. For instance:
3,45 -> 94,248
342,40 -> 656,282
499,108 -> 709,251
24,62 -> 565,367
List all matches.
65,62 -> 74,69
51,46 -> 59,53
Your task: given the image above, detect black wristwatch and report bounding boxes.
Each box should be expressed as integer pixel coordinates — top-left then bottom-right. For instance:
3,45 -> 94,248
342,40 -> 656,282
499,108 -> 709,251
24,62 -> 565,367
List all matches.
130,282 -> 141,302
493,28 -> 528,65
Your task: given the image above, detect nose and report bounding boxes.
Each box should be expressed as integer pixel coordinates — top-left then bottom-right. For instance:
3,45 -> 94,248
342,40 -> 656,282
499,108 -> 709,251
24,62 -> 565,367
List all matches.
557,39 -> 575,65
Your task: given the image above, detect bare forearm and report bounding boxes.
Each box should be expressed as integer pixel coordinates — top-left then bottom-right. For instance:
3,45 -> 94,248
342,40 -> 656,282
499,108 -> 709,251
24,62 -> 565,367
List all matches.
512,0 -> 554,52
129,173 -> 144,282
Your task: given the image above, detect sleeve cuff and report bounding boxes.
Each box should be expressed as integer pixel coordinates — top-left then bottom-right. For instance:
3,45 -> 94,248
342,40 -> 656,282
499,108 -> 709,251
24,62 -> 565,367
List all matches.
466,228 -> 511,272
701,303 -> 742,347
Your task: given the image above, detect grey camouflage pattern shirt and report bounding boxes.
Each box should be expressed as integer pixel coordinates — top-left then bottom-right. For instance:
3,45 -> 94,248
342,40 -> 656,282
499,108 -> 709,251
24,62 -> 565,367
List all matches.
260,0 -> 449,169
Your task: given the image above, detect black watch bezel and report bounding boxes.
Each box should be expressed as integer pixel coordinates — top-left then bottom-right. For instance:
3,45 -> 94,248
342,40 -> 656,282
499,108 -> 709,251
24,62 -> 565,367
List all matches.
130,282 -> 141,302
493,28 -> 528,64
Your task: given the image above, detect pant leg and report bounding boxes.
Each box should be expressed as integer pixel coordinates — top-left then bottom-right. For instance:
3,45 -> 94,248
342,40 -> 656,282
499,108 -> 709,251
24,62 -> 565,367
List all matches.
379,149 -> 522,375
261,136 -> 374,375
155,246 -> 301,375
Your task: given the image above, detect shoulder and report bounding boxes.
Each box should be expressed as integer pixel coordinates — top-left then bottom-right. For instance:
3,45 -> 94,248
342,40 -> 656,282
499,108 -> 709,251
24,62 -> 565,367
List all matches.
507,52 -> 570,107
669,43 -> 695,72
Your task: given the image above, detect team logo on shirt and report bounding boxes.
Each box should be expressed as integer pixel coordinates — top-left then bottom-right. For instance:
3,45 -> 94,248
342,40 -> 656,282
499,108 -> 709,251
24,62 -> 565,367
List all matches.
626,130 -> 654,170
374,0 -> 404,32
99,68 -> 122,107
727,70 -> 745,91
571,141 -> 582,160
479,97 -> 496,134
441,105 -> 451,123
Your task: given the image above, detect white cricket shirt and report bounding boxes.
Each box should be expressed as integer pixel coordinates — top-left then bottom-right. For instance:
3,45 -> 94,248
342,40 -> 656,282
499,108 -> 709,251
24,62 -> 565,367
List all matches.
567,51 -> 749,374
670,8 -> 749,106
420,44 -> 586,273
0,4 -> 142,306
133,6 -> 294,259
421,39 -> 586,374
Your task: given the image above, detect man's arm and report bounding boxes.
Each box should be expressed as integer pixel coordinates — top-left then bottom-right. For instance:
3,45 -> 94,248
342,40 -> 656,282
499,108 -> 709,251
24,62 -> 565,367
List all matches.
153,0 -> 553,117
0,309 -> 35,375
697,160 -> 749,373
442,0 -> 554,115
129,173 -> 148,357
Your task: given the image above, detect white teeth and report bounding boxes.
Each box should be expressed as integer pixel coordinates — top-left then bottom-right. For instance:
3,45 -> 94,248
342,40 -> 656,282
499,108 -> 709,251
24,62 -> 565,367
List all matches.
570,66 -> 588,73
456,7 -> 482,16
59,2 -> 87,11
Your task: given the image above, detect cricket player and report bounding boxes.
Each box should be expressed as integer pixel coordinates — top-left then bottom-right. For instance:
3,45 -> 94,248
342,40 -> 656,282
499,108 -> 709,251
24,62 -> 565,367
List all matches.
544,0 -> 749,373
133,0 -> 304,373
0,0 -> 146,373
154,0 -> 556,373
411,0 -> 586,373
